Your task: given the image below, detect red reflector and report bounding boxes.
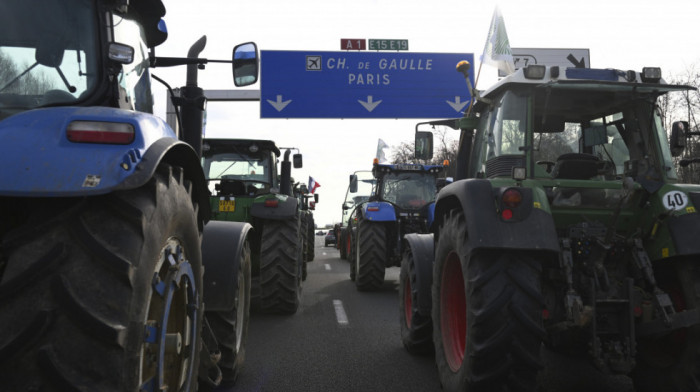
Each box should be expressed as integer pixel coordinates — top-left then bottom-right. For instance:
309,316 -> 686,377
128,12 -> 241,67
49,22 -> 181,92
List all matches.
501,209 -> 513,220
502,189 -> 522,208
634,306 -> 643,317
67,121 -> 134,144
264,199 -> 279,208
542,309 -> 550,320
367,206 -> 379,211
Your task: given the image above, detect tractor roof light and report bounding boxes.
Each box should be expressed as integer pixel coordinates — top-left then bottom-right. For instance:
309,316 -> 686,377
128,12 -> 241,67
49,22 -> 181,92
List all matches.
523,65 -> 546,80
249,144 -> 259,153
512,167 -> 526,181
443,159 -> 450,166
67,121 -> 134,144
641,67 -> 662,83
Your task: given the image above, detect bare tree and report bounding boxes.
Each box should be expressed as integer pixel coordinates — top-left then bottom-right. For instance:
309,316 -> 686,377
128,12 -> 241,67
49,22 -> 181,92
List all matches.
664,64 -> 700,183
390,127 -> 459,177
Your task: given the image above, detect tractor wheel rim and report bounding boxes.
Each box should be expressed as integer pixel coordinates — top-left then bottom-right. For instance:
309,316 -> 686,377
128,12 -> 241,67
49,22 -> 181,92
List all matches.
441,251 -> 466,373
235,260 -> 245,352
140,239 -> 199,392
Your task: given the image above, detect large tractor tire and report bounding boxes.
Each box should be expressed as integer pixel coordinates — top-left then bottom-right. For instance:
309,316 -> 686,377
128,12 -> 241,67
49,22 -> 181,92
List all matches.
205,239 -> 251,386
339,228 -> 348,260
306,215 -> 315,262
355,221 -> 387,291
432,211 -> 544,392
259,218 -> 303,314
399,248 -> 433,355
299,214 -> 309,281
631,259 -> 700,392
0,165 -> 204,391
349,228 -> 357,281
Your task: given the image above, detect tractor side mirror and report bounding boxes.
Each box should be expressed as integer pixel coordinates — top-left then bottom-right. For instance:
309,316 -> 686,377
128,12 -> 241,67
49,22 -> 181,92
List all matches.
232,42 -> 259,87
349,174 -> 358,193
415,131 -> 434,160
293,153 -> 303,168
670,121 -> 689,157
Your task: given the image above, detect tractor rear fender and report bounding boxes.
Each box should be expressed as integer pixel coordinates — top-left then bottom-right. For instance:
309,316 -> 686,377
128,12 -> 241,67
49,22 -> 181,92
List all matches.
404,233 -> 434,316
250,195 -> 299,220
361,201 -> 397,222
433,179 -> 559,254
118,137 -> 211,228
201,220 -> 253,312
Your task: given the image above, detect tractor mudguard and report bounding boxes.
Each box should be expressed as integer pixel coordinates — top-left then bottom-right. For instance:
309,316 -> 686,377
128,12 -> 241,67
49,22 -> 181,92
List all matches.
667,212 -> 700,256
404,233 -> 434,316
0,106 -> 177,196
250,195 -> 299,220
362,201 -> 397,222
0,107 -> 210,224
201,220 -> 253,312
434,179 -> 559,254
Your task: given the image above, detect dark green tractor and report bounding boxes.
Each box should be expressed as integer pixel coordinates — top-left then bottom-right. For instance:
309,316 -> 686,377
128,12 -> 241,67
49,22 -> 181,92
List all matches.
202,139 -> 304,314
403,63 -> 700,392
295,183 -> 319,266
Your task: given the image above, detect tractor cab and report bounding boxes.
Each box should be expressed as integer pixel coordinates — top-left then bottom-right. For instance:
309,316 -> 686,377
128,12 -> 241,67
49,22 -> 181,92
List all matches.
202,139 -> 281,197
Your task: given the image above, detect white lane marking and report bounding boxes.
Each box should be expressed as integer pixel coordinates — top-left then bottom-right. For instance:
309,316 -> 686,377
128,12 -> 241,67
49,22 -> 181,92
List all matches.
333,300 -> 349,325
324,264 -> 331,271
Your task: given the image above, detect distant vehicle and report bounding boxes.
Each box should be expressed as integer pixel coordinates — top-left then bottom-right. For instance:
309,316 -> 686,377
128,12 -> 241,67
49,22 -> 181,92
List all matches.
316,230 -> 326,236
325,231 -> 337,247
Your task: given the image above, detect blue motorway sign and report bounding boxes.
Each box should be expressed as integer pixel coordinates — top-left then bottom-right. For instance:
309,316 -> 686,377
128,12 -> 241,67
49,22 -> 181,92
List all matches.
260,50 -> 474,119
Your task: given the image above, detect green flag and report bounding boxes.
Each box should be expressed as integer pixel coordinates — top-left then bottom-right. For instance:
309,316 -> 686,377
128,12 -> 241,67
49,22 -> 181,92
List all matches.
481,6 -> 515,75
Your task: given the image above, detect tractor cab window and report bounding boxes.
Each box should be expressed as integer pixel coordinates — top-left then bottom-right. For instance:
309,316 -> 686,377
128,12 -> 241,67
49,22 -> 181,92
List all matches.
474,90 -> 527,178
533,111 -> 635,181
202,151 -> 274,194
380,172 -> 437,209
112,15 -> 153,113
0,0 -> 98,118
531,85 -> 678,182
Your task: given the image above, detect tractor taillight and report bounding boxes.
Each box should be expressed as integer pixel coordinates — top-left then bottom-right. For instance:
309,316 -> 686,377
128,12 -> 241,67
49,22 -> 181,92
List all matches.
264,199 -> 279,208
501,209 -> 514,220
500,188 -> 523,221
67,121 -> 134,144
501,188 -> 523,208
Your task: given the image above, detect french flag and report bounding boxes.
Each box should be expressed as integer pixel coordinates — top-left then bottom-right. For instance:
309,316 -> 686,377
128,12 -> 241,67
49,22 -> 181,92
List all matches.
308,176 -> 321,194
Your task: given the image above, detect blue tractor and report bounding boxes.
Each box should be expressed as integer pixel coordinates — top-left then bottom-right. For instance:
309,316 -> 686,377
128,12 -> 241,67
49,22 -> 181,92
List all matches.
0,1 -> 258,390
349,160 -> 446,291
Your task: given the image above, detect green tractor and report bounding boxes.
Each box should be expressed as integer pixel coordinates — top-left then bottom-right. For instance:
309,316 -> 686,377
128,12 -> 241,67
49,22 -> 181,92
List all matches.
202,139 -> 305,314
403,62 -> 700,392
296,183 -> 319,265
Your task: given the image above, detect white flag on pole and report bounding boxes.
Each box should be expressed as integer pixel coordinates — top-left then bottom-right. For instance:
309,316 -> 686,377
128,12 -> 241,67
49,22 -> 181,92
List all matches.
480,6 -> 515,75
376,138 -> 390,163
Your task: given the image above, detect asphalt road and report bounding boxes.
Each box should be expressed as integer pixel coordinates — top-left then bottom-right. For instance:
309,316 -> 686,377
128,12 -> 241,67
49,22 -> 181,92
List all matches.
220,236 -> 634,392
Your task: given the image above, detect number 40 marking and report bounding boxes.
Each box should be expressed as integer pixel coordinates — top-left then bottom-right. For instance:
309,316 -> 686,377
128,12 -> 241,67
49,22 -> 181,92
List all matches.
662,191 -> 688,210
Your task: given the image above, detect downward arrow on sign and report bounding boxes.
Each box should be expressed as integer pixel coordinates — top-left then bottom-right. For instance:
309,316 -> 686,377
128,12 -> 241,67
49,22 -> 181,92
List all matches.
567,54 -> 586,68
358,95 -> 382,112
446,96 -> 469,112
267,95 -> 292,112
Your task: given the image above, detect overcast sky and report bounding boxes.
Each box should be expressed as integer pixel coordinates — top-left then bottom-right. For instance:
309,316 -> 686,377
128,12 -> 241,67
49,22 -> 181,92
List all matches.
151,0 -> 700,226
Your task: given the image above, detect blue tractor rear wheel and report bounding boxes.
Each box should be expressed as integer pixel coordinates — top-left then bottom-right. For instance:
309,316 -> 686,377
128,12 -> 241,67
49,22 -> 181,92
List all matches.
0,164 -> 204,391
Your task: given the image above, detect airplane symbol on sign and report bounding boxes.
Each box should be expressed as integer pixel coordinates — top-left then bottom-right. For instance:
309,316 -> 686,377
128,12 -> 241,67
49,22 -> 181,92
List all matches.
306,56 -> 322,71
